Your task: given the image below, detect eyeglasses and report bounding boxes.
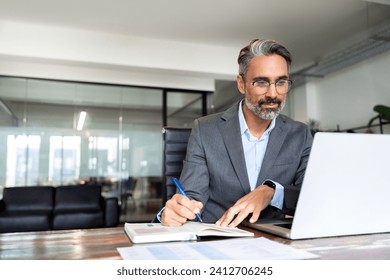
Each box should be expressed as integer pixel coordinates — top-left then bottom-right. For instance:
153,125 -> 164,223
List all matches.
250,79 -> 293,95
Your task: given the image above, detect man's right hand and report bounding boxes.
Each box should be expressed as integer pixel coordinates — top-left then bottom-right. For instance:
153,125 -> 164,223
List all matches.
161,194 -> 203,226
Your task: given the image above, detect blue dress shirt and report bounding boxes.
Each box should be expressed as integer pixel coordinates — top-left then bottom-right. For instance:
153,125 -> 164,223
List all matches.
238,101 -> 284,210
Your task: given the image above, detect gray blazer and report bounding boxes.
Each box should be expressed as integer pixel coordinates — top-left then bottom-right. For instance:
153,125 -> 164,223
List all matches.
180,101 -> 313,223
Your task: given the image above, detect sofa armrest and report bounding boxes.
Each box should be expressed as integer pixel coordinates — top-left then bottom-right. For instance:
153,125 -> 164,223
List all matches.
0,198 -> 4,212
104,197 -> 120,227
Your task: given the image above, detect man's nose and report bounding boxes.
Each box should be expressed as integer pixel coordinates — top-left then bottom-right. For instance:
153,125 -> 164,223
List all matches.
265,83 -> 278,98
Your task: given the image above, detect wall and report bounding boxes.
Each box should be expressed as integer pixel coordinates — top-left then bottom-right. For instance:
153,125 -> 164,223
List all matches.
291,50 -> 390,134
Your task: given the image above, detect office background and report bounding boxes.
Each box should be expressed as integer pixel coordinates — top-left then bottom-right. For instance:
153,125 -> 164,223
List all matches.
0,0 -> 390,221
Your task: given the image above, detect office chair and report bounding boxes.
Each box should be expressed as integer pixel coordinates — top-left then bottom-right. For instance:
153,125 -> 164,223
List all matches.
162,127 -> 192,205
120,177 -> 137,214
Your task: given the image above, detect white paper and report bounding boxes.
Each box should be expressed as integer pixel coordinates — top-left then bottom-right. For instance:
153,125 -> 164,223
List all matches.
117,237 -> 318,260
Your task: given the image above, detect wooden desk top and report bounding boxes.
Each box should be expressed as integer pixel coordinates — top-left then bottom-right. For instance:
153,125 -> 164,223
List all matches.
1,226 -> 390,260
0,227 -> 129,260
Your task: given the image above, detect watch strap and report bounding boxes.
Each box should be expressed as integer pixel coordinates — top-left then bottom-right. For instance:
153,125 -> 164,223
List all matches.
263,180 -> 276,190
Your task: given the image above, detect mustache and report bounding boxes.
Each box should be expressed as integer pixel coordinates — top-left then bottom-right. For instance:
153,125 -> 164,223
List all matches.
258,98 -> 282,106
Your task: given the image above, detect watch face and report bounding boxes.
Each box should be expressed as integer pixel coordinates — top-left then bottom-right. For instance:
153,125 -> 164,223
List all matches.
264,180 -> 276,189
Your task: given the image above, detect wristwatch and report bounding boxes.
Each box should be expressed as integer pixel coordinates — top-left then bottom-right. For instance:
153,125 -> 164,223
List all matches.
263,180 -> 276,190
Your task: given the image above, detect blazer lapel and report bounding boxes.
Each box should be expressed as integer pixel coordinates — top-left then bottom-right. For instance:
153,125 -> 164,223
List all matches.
257,117 -> 287,185
218,102 -> 251,193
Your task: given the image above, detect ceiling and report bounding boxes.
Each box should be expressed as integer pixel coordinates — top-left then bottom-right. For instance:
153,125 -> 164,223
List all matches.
0,0 -> 390,73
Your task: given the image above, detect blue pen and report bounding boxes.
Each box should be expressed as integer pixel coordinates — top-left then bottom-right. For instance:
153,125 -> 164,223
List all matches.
172,177 -> 203,222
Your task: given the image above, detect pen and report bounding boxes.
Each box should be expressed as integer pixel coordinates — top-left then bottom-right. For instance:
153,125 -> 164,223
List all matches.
172,177 -> 203,222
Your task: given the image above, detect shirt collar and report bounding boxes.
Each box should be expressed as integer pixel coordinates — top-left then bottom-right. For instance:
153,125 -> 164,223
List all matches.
238,100 -> 276,138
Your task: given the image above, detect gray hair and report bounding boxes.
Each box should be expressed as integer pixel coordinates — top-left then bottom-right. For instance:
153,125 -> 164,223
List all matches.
238,39 -> 292,77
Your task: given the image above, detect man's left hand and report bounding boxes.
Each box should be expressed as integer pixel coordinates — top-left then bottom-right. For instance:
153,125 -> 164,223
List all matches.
216,185 -> 275,227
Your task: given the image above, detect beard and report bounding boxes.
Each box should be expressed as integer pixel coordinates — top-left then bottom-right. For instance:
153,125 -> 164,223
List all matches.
244,94 -> 285,120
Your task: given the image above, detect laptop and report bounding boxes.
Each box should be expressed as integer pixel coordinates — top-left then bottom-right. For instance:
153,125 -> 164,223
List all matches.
243,132 -> 390,239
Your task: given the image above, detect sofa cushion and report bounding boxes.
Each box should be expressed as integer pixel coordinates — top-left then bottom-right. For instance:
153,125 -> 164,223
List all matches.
0,212 -> 51,233
52,212 -> 104,230
3,186 -> 54,213
54,184 -> 102,213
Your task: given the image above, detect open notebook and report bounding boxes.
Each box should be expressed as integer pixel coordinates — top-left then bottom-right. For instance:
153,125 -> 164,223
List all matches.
125,222 -> 254,243
244,132 -> 390,239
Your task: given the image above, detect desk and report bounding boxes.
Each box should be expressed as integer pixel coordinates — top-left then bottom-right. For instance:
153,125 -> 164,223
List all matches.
1,226 -> 390,260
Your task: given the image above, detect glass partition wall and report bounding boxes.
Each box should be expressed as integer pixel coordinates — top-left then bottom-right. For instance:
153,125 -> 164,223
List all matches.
0,76 -> 210,220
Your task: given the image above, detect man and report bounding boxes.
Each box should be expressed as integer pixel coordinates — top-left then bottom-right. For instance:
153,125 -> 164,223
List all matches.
161,39 -> 313,227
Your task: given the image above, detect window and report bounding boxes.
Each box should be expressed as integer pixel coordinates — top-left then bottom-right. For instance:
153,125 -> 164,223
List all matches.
0,77 -> 210,189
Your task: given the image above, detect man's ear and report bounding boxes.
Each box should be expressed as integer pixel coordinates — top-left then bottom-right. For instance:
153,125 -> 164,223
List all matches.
236,74 -> 246,95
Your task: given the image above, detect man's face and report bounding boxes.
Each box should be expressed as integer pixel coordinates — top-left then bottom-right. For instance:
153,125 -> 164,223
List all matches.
237,54 -> 289,120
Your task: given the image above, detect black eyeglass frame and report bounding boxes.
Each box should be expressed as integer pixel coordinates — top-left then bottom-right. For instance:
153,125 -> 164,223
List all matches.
250,79 -> 294,94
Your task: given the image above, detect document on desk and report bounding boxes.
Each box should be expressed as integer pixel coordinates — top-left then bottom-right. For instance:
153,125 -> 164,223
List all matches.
117,237 -> 318,260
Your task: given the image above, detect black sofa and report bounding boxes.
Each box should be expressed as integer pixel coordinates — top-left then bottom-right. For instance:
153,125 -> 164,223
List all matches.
0,184 -> 120,233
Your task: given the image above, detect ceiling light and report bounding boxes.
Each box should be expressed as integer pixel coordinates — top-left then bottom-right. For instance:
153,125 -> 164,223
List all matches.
76,111 -> 87,131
